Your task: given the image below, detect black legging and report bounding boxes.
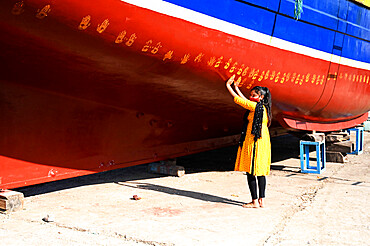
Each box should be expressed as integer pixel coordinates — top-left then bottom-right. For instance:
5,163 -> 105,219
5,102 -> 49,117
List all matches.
247,141 -> 266,200
246,172 -> 266,200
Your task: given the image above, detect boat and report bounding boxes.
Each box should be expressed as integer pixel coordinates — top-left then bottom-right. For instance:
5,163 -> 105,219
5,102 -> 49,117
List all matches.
0,0 -> 369,189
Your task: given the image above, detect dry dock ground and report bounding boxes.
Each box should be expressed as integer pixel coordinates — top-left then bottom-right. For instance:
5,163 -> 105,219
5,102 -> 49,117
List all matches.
1,133 -> 369,246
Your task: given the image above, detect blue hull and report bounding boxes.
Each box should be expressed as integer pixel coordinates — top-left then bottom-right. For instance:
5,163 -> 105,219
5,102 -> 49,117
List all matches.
164,0 -> 370,64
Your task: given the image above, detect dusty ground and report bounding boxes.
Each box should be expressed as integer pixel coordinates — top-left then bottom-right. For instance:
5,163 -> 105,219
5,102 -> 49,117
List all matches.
1,133 -> 369,246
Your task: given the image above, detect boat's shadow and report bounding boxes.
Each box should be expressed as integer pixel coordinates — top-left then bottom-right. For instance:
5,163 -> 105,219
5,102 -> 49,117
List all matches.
16,134 -> 301,197
15,164 -> 162,197
178,133 -> 301,173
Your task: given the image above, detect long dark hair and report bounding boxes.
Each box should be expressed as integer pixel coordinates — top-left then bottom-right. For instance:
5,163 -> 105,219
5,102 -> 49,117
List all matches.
251,86 -> 272,126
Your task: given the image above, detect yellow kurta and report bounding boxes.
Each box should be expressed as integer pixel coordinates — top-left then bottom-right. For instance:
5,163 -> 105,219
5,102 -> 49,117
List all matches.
234,96 -> 271,176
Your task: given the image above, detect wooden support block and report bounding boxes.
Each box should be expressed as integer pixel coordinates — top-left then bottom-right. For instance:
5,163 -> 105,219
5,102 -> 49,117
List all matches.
0,190 -> 24,212
326,141 -> 354,153
302,133 -> 325,142
326,133 -> 350,143
326,151 -> 348,163
364,120 -> 370,131
270,127 -> 289,137
330,131 -> 350,137
148,160 -> 185,177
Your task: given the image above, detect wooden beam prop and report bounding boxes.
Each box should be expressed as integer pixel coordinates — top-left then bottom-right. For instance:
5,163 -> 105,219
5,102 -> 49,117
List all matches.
0,190 -> 24,212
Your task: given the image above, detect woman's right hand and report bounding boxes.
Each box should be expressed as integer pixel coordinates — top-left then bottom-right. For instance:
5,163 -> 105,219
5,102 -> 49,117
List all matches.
226,74 -> 235,85
234,77 -> 240,87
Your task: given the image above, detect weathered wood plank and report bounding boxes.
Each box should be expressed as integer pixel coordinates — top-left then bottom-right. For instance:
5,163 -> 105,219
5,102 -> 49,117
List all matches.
326,151 -> 348,163
326,133 -> 350,143
302,133 -> 325,142
148,160 -> 185,177
0,190 -> 24,212
326,141 -> 354,153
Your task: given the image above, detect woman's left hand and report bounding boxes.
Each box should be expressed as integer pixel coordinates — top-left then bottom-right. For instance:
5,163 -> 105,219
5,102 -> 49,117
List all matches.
234,77 -> 240,87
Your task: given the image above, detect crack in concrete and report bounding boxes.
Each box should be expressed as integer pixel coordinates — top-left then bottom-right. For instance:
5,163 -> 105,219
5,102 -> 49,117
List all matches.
50,222 -> 175,246
3,217 -> 174,246
262,139 -> 370,246
262,167 -> 341,246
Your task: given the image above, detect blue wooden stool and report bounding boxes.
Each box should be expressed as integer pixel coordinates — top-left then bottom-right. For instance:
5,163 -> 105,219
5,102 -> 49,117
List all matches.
347,127 -> 364,155
300,140 -> 326,174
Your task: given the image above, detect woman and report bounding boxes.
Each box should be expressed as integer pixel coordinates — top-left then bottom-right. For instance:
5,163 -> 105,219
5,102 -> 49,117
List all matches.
226,75 -> 272,208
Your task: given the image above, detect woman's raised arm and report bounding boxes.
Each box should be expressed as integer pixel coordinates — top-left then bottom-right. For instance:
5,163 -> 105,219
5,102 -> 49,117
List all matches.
226,75 -> 238,98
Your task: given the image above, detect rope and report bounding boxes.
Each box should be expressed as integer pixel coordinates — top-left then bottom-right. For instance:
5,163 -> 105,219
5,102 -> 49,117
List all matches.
294,0 -> 303,20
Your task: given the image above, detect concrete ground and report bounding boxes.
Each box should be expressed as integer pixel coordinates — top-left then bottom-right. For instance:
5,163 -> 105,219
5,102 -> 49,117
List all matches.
1,133 -> 369,246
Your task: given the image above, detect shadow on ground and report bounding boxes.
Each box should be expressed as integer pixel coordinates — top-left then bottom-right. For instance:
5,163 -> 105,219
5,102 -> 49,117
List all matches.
15,134 -> 301,197
15,164 -> 164,197
178,134 -> 301,173
117,181 -> 245,206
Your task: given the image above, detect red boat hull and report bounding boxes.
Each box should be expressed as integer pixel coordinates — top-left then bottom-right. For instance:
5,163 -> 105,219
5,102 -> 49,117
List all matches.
0,0 -> 369,189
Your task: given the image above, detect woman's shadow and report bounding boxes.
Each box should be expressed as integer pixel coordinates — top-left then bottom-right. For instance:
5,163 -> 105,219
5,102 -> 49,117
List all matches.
117,181 -> 245,206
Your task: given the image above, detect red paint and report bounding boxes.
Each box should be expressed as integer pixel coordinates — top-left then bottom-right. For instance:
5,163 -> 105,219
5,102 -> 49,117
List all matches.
0,0 -> 369,189
278,113 -> 369,132
146,207 -> 183,217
